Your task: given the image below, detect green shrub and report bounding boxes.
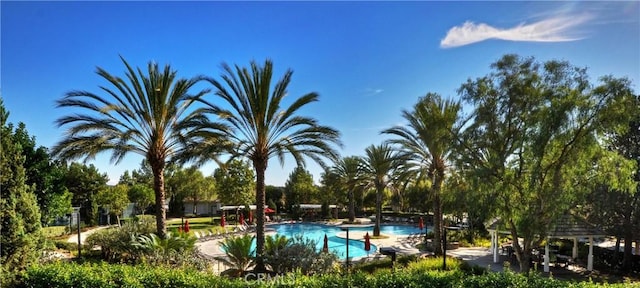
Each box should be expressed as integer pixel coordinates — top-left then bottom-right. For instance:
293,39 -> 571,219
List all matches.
215,234 -> 255,277
262,234 -> 338,275
84,218 -> 157,262
16,260 -> 640,288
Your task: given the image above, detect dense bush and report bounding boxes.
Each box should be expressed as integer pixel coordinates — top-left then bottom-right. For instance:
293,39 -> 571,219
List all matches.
263,234 -> 338,275
215,235 -> 255,277
85,216 -> 156,261
19,261 -> 640,288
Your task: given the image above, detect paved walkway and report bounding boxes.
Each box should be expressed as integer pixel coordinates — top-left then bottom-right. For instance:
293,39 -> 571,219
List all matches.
66,225 -> 110,244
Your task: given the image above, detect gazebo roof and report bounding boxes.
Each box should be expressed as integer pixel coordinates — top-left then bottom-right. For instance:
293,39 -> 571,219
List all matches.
548,213 -> 605,238
487,213 -> 605,238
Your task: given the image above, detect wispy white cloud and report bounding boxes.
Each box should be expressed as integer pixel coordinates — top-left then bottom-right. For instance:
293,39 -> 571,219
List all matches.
363,88 -> 384,97
440,14 -> 592,48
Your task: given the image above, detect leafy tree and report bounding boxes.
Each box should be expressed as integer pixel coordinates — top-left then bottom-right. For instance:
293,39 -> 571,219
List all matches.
0,99 -> 45,283
128,184 -> 155,215
11,123 -> 72,225
457,54 -> 637,272
167,166 -> 215,215
96,184 -> 130,225
265,185 -> 285,213
384,93 -> 461,254
214,159 -> 255,205
318,167 -> 345,218
284,167 -> 319,212
51,57 -> 212,238
360,143 -> 405,236
63,162 -> 109,226
200,59 -> 342,271
584,94 -> 640,271
331,156 -> 363,222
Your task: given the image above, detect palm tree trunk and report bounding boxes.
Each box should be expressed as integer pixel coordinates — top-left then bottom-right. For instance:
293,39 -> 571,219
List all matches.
151,163 -> 167,239
254,160 -> 267,272
433,193 -> 442,255
374,184 -> 382,236
348,190 -> 355,222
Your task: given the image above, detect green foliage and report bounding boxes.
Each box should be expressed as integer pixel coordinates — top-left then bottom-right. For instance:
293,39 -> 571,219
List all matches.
18,260 -> 639,288
85,217 -> 156,261
263,234 -> 338,275
130,232 -> 206,270
63,162 -> 109,226
10,121 -> 73,225
0,99 -> 46,285
329,156 -> 364,222
284,167 -> 319,211
201,59 -> 342,270
359,143 -> 407,236
128,184 -> 154,215
52,58 -> 212,238
96,184 -> 130,223
457,54 -> 638,272
215,234 -> 255,277
213,159 -> 255,205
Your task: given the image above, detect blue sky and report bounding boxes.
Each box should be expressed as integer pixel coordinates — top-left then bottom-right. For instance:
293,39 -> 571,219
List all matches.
2,1 -> 639,186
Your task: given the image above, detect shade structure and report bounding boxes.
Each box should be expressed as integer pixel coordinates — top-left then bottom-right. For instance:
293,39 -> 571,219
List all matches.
419,217 -> 424,230
364,232 -> 371,252
239,213 -> 245,225
265,207 -> 276,214
220,214 -> 225,227
323,234 -> 329,253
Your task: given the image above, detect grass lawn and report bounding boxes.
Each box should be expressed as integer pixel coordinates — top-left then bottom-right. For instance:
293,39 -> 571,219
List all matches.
42,226 -> 67,238
166,216 -> 228,235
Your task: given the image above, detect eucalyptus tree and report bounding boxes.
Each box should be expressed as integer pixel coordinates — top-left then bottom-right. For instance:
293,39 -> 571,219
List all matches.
200,59 -> 342,271
457,54 -> 637,272
51,57 -> 212,238
383,93 -> 461,255
332,156 -> 363,222
360,144 -> 405,236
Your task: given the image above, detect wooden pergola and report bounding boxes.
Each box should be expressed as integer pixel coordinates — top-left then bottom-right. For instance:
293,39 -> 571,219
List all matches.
487,213 -> 605,272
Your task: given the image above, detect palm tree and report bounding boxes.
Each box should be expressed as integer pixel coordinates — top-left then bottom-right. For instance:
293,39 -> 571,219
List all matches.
382,93 -> 461,255
360,144 -> 405,236
51,57 -> 213,238
201,59 -> 341,271
332,156 -> 363,222
215,235 -> 255,277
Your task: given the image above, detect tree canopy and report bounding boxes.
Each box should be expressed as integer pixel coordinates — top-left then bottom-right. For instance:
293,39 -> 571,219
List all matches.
456,54 -> 637,272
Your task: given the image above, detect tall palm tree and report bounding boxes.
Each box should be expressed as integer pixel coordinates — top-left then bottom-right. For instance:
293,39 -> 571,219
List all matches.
382,93 -> 461,255
332,156 -> 363,222
201,59 -> 341,271
360,144 -> 405,236
51,57 -> 213,238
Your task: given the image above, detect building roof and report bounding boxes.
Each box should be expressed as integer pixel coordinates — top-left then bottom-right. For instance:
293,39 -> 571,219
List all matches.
487,213 -> 606,238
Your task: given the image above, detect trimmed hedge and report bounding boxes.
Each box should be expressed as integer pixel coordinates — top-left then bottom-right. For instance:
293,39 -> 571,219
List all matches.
17,261 -> 640,288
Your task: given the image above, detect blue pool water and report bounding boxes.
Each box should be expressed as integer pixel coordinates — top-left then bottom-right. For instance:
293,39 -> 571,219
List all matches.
270,223 -> 373,259
220,223 -> 427,260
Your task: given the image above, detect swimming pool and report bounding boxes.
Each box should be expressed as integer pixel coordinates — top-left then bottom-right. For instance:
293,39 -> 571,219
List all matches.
267,223 -> 375,259
220,223 -> 427,260
269,223 -> 427,259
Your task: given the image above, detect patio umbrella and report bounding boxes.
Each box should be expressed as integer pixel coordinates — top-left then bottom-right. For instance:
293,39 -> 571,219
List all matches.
419,217 -> 424,230
323,234 -> 329,253
184,220 -> 190,233
220,214 -> 225,227
265,207 -> 276,213
364,232 -> 371,253
239,213 -> 245,225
